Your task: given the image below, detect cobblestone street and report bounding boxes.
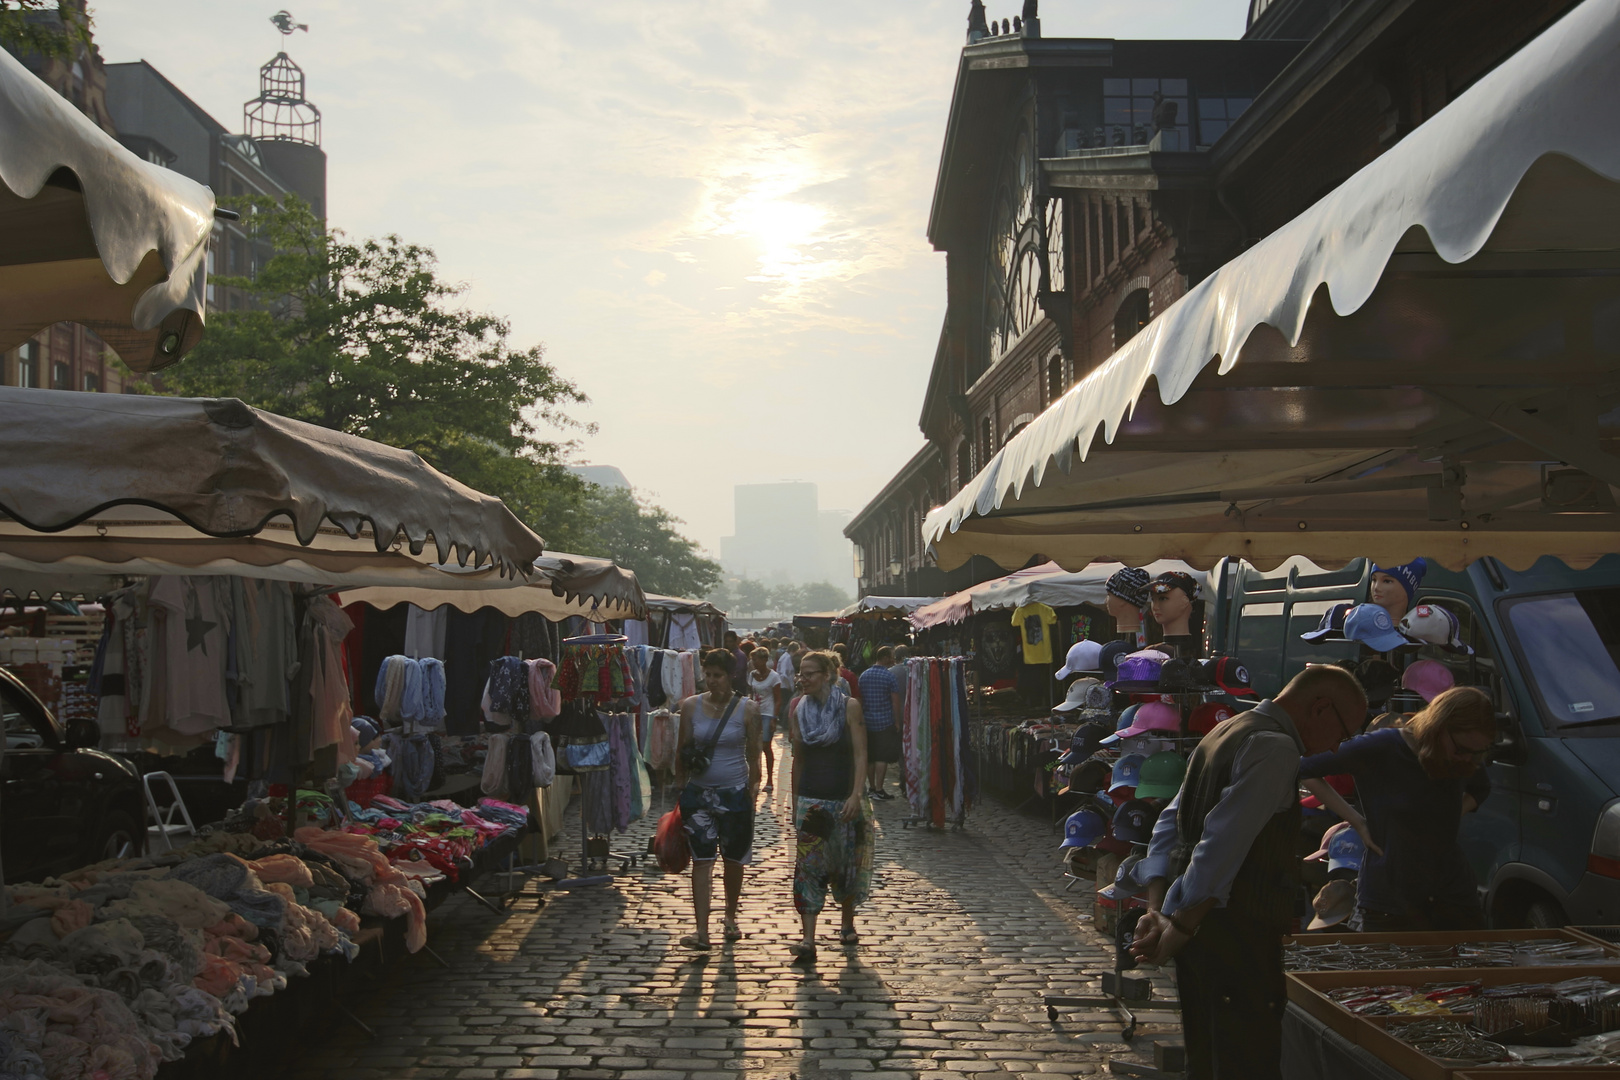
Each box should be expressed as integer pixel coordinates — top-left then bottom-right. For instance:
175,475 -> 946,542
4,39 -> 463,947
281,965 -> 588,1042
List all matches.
287,745 -> 1182,1080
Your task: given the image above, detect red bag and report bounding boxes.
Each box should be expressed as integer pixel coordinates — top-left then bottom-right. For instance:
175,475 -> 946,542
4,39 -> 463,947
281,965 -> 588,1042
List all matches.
654,807 -> 689,874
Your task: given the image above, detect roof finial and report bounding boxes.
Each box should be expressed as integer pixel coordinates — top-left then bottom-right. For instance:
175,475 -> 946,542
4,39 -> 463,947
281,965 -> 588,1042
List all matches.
1021,0 -> 1041,38
967,0 -> 989,43
269,10 -> 308,35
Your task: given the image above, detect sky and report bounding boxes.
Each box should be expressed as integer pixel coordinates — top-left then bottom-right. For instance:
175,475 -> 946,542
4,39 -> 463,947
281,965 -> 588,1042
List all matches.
95,1 -> 1248,561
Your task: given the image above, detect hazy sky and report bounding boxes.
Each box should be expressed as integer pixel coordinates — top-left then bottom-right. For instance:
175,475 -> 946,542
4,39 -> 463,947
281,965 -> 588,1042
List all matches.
96,1 -> 1247,559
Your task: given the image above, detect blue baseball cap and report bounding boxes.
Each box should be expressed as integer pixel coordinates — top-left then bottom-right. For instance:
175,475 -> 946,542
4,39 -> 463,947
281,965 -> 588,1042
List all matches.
1100,852 -> 1148,900
1327,827 -> 1366,873
1109,753 -> 1145,792
1059,807 -> 1108,849
1343,603 -> 1412,652
1114,703 -> 1141,732
1300,602 -> 1353,642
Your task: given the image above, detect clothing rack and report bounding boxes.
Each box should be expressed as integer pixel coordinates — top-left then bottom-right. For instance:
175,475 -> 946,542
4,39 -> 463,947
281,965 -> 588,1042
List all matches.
558,634 -> 641,873
896,655 -> 974,830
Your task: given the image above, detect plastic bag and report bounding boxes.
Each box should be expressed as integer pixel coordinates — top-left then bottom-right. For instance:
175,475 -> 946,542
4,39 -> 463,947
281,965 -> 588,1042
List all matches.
654,807 -> 689,874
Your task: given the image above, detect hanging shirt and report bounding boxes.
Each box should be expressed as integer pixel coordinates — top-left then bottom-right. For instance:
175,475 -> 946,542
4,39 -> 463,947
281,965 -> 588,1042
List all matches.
667,614 -> 702,650
403,604 -> 449,660
1011,602 -> 1059,665
149,576 -> 231,736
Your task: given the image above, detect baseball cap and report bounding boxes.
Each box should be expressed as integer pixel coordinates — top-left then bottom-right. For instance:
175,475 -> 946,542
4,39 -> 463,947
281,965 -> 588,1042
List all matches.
1157,657 -> 1203,691
1135,751 -> 1186,800
1059,807 -> 1108,849
1343,604 -> 1412,652
1113,703 -> 1141,732
1109,753 -> 1146,792
1068,756 -> 1113,795
1054,677 -> 1110,713
1109,650 -> 1169,691
1101,701 -> 1179,744
1301,602 -> 1354,642
1199,657 -> 1256,697
1057,720 -> 1114,764
1105,567 -> 1151,609
1326,827 -> 1366,874
1100,851 -> 1149,900
1401,658 -> 1456,703
1149,571 -> 1199,601
1307,879 -> 1357,930
1113,734 -> 1176,758
1097,639 -> 1132,678
1111,799 -> 1157,843
1399,604 -> 1474,655
1056,640 -> 1104,680
1188,701 -> 1235,735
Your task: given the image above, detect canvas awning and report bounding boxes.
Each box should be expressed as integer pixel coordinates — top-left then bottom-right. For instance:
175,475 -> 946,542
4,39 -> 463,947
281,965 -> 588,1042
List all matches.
643,593 -> 726,618
0,388 -> 545,578
0,47 -> 215,371
972,559 -> 1207,615
925,0 -> 1620,575
910,561 -> 1065,630
332,552 -> 646,622
839,596 -> 943,618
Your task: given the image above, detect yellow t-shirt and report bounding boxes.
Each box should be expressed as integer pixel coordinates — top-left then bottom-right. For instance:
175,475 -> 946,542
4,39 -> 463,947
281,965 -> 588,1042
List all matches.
1011,602 -> 1058,665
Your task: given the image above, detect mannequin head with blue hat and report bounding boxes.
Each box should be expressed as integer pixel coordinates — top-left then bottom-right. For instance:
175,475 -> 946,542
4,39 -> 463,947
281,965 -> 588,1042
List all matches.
1369,557 -> 1426,621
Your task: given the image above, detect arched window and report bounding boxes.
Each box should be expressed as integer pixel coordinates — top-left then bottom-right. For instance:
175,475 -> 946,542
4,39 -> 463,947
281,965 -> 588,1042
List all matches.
1115,288 -> 1151,350
1047,355 -> 1064,404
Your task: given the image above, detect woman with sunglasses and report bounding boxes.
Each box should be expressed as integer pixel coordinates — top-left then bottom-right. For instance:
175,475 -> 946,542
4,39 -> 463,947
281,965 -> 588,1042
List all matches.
1298,685 -> 1495,931
785,649 -> 872,963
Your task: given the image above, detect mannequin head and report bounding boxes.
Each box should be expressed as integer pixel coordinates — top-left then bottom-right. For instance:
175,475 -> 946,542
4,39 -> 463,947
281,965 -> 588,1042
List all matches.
1368,557 -> 1426,621
1106,592 -> 1142,632
1105,567 -> 1151,635
1148,572 -> 1199,638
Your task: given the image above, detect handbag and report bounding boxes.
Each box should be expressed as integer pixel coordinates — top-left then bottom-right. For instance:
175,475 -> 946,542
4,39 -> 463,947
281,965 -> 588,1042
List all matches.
654,806 -> 689,874
550,701 -> 610,775
681,693 -> 740,777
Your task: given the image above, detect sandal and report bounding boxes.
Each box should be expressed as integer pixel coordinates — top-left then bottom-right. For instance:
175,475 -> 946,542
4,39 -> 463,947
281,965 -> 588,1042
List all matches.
789,941 -> 817,963
840,926 -> 859,945
723,921 -> 743,941
680,934 -> 711,951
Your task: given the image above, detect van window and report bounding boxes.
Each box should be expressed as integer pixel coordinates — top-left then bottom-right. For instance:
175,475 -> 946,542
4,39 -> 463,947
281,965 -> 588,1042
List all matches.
2,681 -> 48,750
1502,588 -> 1620,731
1236,602 -> 1286,697
1286,599 -> 1361,674
1410,595 -> 1509,713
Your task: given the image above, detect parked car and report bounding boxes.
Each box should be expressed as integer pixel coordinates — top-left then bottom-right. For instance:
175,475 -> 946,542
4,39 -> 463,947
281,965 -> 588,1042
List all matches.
1210,554 -> 1620,928
1,666 -> 144,883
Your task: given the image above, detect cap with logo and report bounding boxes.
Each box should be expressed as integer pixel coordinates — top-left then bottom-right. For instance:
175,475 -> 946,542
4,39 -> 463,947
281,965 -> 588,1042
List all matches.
1108,649 -> 1171,691
1199,656 -> 1256,697
1111,799 -> 1157,843
1327,827 -> 1367,874
1059,807 -> 1108,849
1300,602 -> 1354,642
1399,604 -> 1474,655
1401,658 -> 1456,703
1307,878 -> 1358,930
1188,700 -> 1235,735
1135,751 -> 1187,800
1113,703 -> 1142,733
1108,753 -> 1146,793
1149,571 -> 1200,601
1101,701 -> 1180,744
1100,851 -> 1149,900
1054,677 -> 1111,713
1056,639 -> 1103,679
1097,639 -> 1132,679
1344,603 -> 1414,652
1105,567 -> 1152,609
1113,734 -> 1176,758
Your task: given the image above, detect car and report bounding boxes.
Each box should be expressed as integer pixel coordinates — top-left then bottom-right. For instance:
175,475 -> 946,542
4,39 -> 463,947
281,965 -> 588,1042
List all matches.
1,665 -> 144,883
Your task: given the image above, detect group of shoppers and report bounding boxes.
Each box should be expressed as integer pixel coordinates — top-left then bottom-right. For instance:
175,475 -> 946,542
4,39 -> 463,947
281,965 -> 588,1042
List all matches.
671,639 -> 880,962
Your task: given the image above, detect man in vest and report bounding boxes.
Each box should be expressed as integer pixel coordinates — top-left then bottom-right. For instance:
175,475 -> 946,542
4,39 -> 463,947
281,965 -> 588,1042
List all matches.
1132,665 -> 1366,1079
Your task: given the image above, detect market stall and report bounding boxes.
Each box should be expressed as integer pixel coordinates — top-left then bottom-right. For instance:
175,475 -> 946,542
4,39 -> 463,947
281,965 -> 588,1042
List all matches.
635,593 -> 725,650
831,596 -> 936,669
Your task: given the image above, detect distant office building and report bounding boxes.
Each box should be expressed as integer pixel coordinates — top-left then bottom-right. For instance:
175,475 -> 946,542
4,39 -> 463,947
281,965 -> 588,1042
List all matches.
567,465 -> 631,491
719,483 -> 854,592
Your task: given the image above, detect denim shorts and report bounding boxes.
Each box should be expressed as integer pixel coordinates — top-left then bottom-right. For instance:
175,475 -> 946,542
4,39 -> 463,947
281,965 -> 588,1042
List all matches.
679,783 -> 755,864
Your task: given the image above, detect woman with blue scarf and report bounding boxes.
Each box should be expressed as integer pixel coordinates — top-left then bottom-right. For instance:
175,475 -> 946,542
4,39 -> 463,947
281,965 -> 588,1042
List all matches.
786,649 -> 873,963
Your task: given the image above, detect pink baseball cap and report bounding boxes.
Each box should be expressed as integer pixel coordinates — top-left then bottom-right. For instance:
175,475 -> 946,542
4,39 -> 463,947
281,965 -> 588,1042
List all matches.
1100,700 -> 1180,743
1401,659 -> 1455,703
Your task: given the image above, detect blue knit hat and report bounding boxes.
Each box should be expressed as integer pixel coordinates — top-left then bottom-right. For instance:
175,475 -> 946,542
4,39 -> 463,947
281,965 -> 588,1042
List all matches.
1370,557 -> 1427,603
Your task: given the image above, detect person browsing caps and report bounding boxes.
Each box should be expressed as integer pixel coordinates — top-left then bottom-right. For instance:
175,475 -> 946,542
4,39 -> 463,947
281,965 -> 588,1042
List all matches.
1132,665 -> 1367,1080
675,649 -> 763,950
856,646 -> 903,799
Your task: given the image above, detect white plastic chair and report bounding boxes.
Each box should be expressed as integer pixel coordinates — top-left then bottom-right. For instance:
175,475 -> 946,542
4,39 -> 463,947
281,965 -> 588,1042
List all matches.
142,771 -> 197,853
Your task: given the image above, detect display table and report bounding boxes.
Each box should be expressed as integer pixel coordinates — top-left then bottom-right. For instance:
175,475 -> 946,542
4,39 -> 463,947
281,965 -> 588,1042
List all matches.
1284,1001 -> 1408,1080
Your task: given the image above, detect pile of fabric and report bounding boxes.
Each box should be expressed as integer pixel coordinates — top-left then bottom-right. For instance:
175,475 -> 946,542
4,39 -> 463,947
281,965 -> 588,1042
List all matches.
338,795 -> 529,889
0,818 -> 439,1079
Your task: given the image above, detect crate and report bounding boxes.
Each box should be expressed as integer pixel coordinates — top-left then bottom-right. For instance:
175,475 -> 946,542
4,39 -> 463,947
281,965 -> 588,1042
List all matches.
1287,964 -> 1620,1080
1285,926 -> 1620,970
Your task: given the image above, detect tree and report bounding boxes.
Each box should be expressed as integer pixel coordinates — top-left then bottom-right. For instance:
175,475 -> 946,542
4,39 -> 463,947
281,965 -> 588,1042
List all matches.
729,578 -> 771,616
573,486 -> 720,599
0,2 -> 92,61
161,195 -> 591,539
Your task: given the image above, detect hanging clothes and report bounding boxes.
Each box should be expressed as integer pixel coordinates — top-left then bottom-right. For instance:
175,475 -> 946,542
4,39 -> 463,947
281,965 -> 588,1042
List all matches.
667,613 -> 702,650
403,604 -> 449,660
301,595 -> 355,764
148,575 -> 231,738
527,658 -> 561,720
229,577 -> 297,729
622,619 -> 649,647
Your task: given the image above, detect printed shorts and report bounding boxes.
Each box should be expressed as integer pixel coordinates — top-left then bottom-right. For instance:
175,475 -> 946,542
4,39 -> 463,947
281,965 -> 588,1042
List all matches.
679,783 -> 755,864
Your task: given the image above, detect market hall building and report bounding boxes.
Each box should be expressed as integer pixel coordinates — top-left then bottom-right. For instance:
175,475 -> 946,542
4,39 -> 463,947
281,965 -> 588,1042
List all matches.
847,0 -> 1585,600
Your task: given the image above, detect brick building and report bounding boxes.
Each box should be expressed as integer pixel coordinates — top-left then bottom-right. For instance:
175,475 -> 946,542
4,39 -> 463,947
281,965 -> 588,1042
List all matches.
1,11 -> 326,394
847,0 -> 1583,597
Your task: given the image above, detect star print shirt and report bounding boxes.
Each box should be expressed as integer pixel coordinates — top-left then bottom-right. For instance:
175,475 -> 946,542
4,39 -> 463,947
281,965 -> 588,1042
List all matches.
149,576 -> 231,736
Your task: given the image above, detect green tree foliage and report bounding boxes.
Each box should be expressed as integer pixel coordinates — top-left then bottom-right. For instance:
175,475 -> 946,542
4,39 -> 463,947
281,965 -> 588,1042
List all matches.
706,578 -> 853,616
574,486 -> 719,599
163,195 -> 591,534
0,2 -> 92,61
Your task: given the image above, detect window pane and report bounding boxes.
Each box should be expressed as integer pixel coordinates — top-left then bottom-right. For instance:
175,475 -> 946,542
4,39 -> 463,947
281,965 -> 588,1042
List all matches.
1103,79 -> 1130,95
1236,602 -> 1287,698
1199,98 -> 1226,121
1199,119 -> 1227,146
1104,99 -> 1131,125
1161,78 -> 1188,95
1132,78 -> 1158,94
1228,97 -> 1253,115
1506,590 -> 1620,727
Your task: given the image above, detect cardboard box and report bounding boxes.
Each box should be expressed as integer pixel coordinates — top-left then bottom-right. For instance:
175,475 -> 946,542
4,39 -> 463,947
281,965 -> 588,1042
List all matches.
1287,964 -> 1620,1080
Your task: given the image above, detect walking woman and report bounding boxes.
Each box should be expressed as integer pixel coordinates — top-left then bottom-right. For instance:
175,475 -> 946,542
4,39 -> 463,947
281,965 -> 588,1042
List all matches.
786,649 -> 874,963
746,646 -> 786,793
1299,685 -> 1495,931
675,649 -> 763,949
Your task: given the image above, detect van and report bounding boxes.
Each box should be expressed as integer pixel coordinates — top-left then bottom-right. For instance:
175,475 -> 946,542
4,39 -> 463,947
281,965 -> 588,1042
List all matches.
1209,554 -> 1620,928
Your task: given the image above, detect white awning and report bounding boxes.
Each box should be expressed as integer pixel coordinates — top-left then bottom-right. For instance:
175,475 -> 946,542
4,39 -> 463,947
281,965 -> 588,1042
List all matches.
926,0 -> 1620,574
0,47 -> 214,370
839,596 -> 944,617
